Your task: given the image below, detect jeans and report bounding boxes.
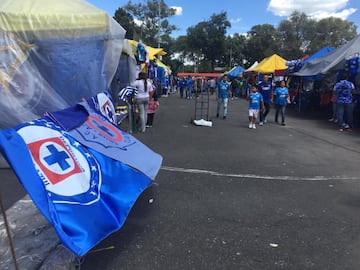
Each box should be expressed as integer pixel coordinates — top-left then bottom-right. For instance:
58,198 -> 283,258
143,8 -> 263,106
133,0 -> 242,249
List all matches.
217,98 -> 228,117
275,104 -> 286,123
260,102 -> 271,122
185,87 -> 192,99
135,97 -> 149,132
337,102 -> 353,128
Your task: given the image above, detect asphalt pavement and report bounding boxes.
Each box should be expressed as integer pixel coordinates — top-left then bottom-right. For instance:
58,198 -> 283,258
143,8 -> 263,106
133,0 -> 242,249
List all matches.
2,92 -> 360,269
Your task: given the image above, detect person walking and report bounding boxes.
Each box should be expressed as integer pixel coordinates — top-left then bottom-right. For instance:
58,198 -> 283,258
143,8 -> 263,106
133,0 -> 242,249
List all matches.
146,85 -> 160,128
216,74 -> 231,119
248,84 -> 264,129
185,76 -> 193,99
178,77 -> 186,98
333,73 -> 355,131
273,80 -> 289,126
258,75 -> 273,125
131,72 -> 152,133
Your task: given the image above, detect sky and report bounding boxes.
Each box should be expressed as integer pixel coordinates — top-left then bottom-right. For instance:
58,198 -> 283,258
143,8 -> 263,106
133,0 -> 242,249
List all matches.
85,0 -> 360,37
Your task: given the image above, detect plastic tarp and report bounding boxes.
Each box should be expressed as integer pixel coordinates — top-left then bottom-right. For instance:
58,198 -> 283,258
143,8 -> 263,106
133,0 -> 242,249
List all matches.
226,65 -> 245,79
0,0 -> 125,128
247,54 -> 287,74
293,35 -> 360,77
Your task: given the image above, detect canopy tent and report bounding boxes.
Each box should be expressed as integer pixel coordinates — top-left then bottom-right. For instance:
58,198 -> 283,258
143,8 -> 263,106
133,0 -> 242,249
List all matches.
127,39 -> 167,61
246,61 -> 258,71
304,47 -> 334,63
226,65 -> 245,79
247,54 -> 287,74
177,72 -> 221,78
110,39 -> 137,100
293,35 -> 360,77
286,47 -> 334,74
0,0 -> 125,128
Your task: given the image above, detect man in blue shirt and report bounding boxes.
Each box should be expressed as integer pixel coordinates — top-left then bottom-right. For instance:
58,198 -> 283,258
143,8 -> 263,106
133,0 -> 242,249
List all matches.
257,75 -> 273,125
334,73 -> 355,131
216,75 -> 231,119
185,76 -> 193,99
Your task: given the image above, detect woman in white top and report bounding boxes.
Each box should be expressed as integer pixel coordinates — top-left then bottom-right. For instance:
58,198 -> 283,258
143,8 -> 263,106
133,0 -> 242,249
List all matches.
131,73 -> 152,132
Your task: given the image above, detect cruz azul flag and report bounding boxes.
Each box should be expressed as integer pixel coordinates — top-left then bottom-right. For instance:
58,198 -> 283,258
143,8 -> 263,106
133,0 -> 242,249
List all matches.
0,112 -> 162,256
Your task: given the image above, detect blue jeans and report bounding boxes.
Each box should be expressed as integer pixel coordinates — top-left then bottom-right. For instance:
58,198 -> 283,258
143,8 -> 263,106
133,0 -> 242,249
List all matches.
275,104 -> 286,123
260,102 -> 271,122
217,98 -> 228,117
337,102 -> 353,128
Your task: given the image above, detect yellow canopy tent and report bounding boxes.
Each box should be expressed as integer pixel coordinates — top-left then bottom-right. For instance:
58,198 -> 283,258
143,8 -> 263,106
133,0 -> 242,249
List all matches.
155,59 -> 171,73
127,39 -> 166,60
247,54 -> 287,74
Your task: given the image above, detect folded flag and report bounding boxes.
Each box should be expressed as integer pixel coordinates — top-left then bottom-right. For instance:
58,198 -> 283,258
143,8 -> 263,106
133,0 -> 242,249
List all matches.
118,86 -> 138,102
0,100 -> 162,256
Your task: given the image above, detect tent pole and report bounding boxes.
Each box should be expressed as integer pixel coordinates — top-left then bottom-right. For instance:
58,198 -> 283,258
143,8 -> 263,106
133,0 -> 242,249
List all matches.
0,193 -> 19,270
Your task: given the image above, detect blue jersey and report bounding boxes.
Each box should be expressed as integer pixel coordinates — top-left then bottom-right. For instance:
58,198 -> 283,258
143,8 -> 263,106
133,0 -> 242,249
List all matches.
334,80 -> 354,104
257,81 -> 272,103
248,92 -> 263,110
274,87 -> 289,106
217,81 -> 230,99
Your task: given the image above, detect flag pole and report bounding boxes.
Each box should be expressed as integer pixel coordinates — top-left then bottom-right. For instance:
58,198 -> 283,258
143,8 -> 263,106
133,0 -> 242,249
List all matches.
0,193 -> 19,270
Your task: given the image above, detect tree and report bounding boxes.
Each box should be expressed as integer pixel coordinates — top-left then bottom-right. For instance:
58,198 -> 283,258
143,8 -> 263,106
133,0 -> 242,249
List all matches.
243,24 -> 279,65
276,12 -> 309,59
276,11 -> 357,58
122,0 -> 177,47
186,12 -> 231,71
224,34 -> 247,68
305,17 -> 357,53
113,8 -> 136,40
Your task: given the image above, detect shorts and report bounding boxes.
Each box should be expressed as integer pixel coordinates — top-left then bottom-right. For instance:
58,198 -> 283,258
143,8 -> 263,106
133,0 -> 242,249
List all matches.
249,109 -> 259,117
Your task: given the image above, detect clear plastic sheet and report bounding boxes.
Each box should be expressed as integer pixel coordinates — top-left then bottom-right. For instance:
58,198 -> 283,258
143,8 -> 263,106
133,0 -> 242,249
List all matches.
0,0 -> 126,128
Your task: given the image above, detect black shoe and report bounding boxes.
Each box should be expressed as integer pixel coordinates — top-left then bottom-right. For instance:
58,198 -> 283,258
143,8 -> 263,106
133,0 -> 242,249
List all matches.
223,116 -> 226,119
281,122 -> 286,126
216,113 -> 219,118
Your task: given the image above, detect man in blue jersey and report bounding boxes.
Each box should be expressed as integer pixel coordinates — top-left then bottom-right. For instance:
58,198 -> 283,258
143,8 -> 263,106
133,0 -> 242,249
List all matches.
273,80 -> 289,126
248,84 -> 264,129
216,75 -> 231,119
333,73 -> 355,131
258,75 -> 273,126
185,76 -> 193,99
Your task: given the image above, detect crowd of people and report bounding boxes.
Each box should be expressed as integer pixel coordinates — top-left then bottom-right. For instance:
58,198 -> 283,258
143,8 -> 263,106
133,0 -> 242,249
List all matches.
118,69 -> 357,133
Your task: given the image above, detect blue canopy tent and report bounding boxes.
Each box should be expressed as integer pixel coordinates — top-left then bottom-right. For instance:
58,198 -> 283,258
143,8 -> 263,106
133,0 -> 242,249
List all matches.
226,65 -> 245,79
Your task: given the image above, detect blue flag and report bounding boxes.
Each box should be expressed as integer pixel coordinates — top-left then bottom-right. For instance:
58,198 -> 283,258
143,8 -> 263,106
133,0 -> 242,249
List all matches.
0,117 -> 159,256
47,101 -> 162,180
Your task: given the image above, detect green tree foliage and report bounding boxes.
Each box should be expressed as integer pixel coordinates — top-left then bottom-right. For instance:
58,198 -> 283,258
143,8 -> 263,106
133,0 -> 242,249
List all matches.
122,0 -> 177,48
113,8 -> 136,40
306,17 -> 357,53
224,34 -> 247,68
276,11 -> 357,58
186,12 -> 231,71
243,24 -> 279,64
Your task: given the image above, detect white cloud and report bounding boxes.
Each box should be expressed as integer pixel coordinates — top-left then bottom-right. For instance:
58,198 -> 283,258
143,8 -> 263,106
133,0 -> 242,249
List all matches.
230,18 -> 242,24
267,0 -> 357,21
171,6 -> 183,16
134,18 -> 143,27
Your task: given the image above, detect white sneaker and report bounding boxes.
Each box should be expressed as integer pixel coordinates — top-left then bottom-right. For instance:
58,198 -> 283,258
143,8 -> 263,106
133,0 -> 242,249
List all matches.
264,119 -> 267,123
252,124 -> 256,129
249,122 -> 253,129
259,121 -> 264,126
